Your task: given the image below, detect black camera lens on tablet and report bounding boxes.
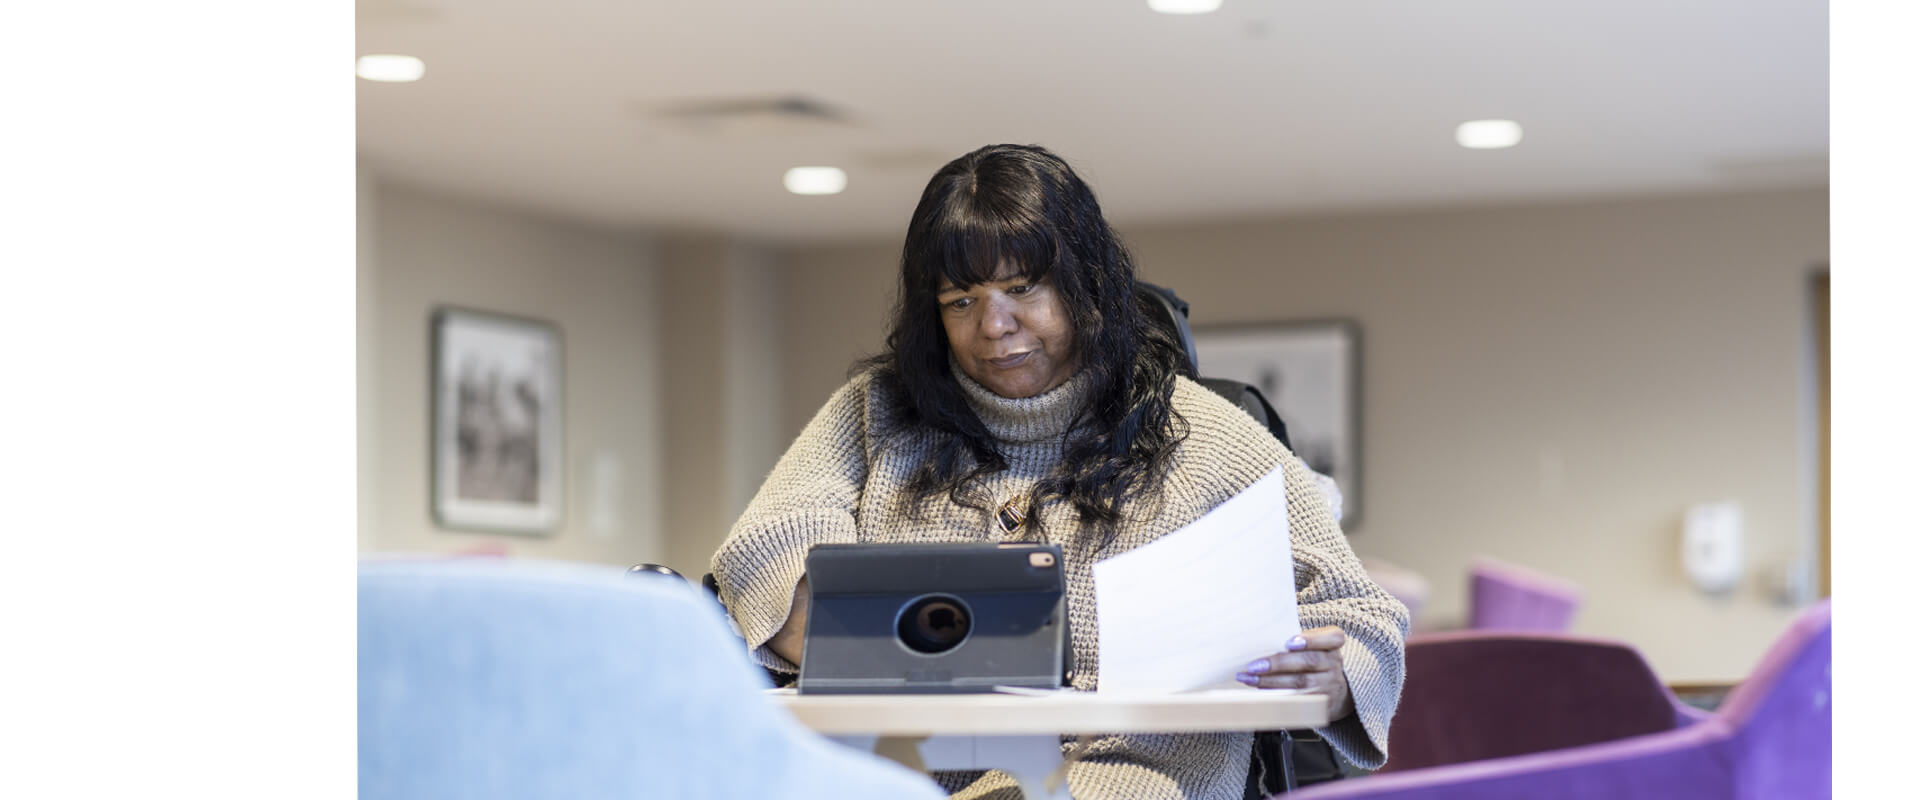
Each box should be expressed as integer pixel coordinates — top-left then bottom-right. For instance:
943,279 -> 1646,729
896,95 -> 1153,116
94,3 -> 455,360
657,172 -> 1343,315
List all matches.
897,594 -> 972,654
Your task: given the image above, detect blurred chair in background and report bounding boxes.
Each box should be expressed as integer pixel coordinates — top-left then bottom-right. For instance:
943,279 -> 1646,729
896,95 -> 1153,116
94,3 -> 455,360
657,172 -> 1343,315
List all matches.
359,558 -> 944,800
1468,557 -> 1581,632
1375,631 -> 1710,774
1285,599 -> 1832,799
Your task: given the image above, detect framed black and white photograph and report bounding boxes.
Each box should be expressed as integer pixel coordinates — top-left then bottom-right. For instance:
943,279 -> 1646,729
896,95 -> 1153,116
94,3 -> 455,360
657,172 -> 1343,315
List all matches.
432,307 -> 563,535
1193,320 -> 1361,527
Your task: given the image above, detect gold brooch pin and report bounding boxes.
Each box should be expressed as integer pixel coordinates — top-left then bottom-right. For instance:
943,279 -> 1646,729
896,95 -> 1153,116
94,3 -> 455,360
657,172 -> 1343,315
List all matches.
996,496 -> 1028,536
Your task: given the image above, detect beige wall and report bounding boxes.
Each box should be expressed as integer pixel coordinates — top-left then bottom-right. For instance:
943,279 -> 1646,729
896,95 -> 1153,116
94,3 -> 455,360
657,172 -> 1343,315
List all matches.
776,187 -> 1829,681
358,165 -> 380,552
359,175 -> 669,566
658,237 -> 787,577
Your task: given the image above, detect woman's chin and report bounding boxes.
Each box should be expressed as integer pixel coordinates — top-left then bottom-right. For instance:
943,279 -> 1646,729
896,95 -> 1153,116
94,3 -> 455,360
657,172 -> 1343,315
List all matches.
984,374 -> 1053,399
965,359 -> 1072,399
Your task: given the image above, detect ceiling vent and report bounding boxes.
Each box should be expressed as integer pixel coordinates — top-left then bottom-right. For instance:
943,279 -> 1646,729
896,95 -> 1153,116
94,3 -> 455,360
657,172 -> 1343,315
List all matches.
647,95 -> 855,138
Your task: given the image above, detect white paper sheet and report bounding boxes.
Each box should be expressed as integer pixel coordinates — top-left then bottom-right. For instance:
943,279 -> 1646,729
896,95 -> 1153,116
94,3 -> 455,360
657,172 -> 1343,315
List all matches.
1093,464 -> 1300,693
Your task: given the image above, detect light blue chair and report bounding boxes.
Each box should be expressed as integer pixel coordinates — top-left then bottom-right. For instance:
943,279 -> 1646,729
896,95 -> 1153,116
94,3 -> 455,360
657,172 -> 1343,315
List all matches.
359,558 -> 945,800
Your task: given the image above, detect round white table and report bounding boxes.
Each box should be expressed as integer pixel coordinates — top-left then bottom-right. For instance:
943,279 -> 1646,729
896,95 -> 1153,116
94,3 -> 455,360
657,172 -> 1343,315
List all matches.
773,688 -> 1329,799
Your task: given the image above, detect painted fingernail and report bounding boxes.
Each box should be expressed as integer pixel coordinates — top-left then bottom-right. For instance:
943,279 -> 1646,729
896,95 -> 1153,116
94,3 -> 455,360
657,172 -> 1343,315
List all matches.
1244,658 -> 1270,673
1285,635 -> 1308,651
1236,673 -> 1259,686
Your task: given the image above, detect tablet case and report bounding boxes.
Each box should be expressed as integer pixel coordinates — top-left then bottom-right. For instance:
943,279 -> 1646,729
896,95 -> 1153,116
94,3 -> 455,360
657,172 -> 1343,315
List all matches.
797,542 -> 1068,694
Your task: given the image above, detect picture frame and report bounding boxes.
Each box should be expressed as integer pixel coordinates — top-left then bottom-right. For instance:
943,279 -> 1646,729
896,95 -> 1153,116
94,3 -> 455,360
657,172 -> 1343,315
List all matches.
432,307 -> 564,535
1192,320 -> 1362,528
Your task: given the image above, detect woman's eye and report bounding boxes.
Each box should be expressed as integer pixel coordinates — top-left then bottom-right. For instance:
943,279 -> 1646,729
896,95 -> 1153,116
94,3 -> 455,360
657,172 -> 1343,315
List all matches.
1008,284 -> 1033,295
943,297 -> 973,311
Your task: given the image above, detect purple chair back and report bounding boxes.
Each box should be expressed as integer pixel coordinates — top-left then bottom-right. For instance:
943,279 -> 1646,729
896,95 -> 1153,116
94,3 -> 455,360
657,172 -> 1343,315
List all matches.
1378,631 -> 1697,773
1286,600 -> 1834,800
1715,599 -> 1833,799
1468,558 -> 1581,631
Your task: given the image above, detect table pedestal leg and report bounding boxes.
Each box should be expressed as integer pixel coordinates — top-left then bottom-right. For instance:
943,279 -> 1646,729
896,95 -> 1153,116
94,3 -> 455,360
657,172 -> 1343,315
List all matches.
828,734 -> 1070,800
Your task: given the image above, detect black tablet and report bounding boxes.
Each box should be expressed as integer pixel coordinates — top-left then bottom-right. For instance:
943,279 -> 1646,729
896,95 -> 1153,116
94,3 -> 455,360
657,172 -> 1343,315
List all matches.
797,542 -> 1068,694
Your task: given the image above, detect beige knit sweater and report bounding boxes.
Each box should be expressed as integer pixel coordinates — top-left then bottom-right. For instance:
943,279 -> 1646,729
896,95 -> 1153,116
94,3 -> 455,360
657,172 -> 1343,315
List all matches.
711,366 -> 1409,800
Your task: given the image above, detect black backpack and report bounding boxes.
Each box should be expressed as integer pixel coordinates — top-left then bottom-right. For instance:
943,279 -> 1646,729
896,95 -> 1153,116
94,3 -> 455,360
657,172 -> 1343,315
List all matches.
1135,282 -> 1295,449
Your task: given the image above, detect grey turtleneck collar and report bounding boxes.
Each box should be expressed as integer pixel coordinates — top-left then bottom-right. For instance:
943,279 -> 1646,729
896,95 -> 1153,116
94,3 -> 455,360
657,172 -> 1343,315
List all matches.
950,356 -> 1093,444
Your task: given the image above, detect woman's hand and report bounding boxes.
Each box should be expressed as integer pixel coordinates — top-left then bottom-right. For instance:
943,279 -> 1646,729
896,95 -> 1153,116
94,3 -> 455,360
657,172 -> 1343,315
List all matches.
765,576 -> 811,667
1236,626 -> 1354,720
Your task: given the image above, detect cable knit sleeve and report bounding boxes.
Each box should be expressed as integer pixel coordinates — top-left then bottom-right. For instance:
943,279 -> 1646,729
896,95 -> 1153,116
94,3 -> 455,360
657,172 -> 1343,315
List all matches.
1281,449 -> 1410,770
709,375 -> 873,673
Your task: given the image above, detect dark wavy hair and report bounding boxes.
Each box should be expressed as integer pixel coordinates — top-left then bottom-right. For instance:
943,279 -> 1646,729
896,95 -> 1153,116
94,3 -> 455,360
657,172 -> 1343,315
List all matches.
862,143 -> 1189,544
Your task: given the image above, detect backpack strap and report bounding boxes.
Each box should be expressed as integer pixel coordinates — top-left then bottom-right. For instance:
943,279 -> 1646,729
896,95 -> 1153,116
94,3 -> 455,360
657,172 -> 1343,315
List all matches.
1195,377 -> 1293,451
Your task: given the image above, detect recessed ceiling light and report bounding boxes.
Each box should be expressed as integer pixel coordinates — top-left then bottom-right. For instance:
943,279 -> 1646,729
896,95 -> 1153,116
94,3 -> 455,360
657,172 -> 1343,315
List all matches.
1149,0 -> 1223,14
1456,119 -> 1523,149
784,166 -> 847,196
357,54 -> 426,83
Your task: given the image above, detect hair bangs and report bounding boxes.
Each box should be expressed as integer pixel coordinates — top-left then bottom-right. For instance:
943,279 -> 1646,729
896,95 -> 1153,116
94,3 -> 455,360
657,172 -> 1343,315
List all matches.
929,205 -> 1061,290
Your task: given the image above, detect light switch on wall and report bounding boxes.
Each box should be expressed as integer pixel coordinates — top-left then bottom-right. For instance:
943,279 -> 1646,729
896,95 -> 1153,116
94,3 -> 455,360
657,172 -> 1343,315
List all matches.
1682,501 -> 1744,595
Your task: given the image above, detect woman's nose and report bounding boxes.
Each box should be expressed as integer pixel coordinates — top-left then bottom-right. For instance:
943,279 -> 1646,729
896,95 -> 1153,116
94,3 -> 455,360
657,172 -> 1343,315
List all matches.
980,296 -> 1018,337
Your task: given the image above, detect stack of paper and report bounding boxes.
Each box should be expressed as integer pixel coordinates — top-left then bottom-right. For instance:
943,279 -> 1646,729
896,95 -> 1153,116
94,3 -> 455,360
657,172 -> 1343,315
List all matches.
1093,465 -> 1300,693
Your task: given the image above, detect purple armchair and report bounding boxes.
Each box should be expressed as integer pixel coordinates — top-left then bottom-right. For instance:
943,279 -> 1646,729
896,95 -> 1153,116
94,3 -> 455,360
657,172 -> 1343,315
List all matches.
1468,558 -> 1582,632
1376,631 -> 1710,774
1288,600 -> 1832,799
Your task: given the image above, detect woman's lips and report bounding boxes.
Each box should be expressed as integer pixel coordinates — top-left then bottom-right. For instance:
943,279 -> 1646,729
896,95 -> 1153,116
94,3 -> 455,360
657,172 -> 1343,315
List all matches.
987,351 -> 1031,368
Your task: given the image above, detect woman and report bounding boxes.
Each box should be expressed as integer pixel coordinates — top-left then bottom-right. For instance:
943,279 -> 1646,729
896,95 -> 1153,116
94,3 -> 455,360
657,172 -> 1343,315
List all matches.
711,144 -> 1407,799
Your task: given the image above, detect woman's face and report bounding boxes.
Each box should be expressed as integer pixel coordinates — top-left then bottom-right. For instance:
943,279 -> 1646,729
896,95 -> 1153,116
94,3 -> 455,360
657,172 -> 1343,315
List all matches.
937,263 -> 1079,399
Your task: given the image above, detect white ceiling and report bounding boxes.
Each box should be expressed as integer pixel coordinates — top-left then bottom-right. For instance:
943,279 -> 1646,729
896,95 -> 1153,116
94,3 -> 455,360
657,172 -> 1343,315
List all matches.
355,0 -> 1829,244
